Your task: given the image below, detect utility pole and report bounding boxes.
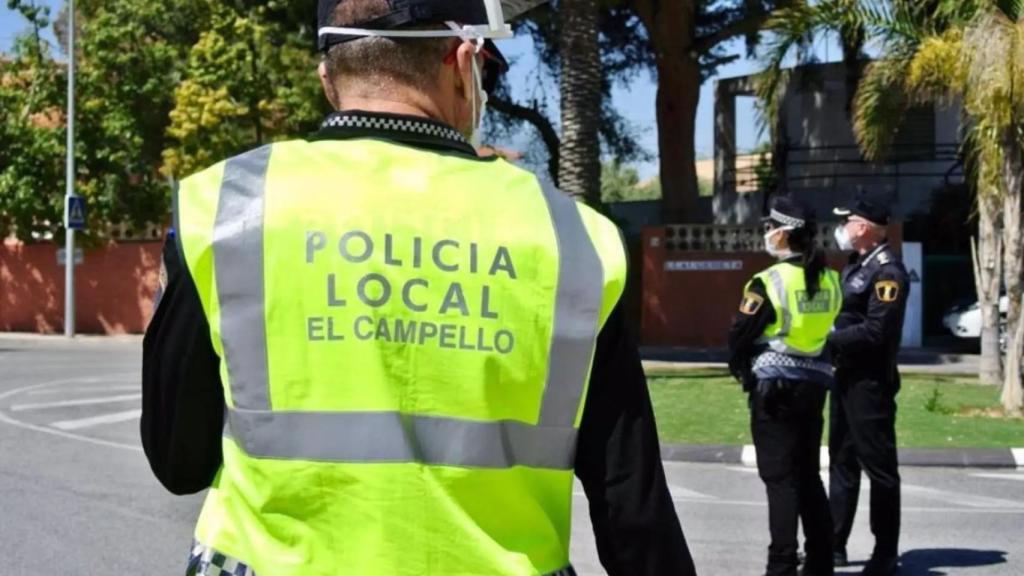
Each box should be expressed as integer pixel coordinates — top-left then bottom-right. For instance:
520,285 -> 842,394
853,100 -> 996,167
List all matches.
64,0 -> 76,337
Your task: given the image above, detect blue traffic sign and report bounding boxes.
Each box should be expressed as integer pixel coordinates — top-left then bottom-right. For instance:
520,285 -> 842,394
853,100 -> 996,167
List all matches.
65,196 -> 87,230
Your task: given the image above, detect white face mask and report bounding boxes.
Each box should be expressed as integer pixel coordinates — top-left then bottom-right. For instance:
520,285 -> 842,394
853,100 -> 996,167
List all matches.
764,227 -> 794,259
834,225 -> 854,251
467,54 -> 488,148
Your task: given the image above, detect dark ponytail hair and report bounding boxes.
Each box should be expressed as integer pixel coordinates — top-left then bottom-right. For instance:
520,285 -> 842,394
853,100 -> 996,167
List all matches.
787,219 -> 826,298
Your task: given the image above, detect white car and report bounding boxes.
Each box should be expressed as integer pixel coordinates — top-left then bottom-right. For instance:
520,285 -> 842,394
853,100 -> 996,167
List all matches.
943,296 -> 1009,340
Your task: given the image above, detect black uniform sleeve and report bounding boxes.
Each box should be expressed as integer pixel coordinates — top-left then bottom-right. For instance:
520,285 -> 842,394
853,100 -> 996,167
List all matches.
141,235 -> 225,495
828,265 -> 908,356
575,302 -> 697,576
727,278 -> 775,385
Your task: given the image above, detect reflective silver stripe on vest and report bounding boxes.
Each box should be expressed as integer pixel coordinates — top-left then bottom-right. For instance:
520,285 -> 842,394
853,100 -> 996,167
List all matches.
756,267 -> 793,353
213,145 -> 274,411
537,181 -> 604,427
225,408 -> 578,469
210,148 -> 603,469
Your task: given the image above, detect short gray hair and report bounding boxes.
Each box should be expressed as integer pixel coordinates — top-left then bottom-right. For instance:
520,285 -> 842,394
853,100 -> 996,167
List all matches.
323,0 -> 450,94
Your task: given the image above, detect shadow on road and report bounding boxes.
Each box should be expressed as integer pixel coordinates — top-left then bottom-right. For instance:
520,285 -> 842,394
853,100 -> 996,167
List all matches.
838,549 -> 1007,576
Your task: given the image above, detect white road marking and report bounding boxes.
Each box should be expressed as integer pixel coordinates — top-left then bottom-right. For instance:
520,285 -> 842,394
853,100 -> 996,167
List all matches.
668,484 -> 717,501
0,379 -> 141,452
51,409 -> 141,431
10,393 -> 140,412
1013,448 -> 1024,467
902,483 -> 1024,509
971,472 -> 1024,482
25,385 -> 139,396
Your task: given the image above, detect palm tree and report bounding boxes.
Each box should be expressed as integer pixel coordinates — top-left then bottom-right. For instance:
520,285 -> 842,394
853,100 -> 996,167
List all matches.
558,0 -> 603,206
853,0 -> 1024,411
758,0 -> 1024,412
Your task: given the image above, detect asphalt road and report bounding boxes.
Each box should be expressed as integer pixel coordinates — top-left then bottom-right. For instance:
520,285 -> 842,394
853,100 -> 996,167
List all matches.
1,335 -> 1021,575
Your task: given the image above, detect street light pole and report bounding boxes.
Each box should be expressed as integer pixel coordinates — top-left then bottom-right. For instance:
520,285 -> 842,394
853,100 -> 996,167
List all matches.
64,0 -> 76,338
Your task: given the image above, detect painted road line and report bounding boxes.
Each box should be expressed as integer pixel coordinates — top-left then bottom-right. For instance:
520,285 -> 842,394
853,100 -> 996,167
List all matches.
0,379 -> 142,452
668,484 -> 717,501
902,483 -> 1024,509
1013,448 -> 1024,467
25,385 -> 139,396
972,472 -> 1024,482
50,409 -> 142,431
9,394 -> 141,412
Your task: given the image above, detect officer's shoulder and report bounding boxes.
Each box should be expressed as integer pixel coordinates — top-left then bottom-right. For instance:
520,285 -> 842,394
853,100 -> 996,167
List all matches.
178,143 -> 280,189
875,249 -> 908,279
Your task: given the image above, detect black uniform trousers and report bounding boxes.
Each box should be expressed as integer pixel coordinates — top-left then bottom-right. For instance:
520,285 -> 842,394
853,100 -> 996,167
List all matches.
829,371 -> 901,560
751,379 -> 834,576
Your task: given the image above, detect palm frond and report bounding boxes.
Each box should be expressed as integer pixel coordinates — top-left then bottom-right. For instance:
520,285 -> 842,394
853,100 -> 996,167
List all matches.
852,58 -> 910,161
905,29 -> 966,104
962,8 -> 1017,131
755,0 -> 854,129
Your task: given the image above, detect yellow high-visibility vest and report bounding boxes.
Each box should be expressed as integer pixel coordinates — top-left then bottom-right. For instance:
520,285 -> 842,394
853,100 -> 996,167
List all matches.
175,138 -> 627,575
748,262 -> 842,357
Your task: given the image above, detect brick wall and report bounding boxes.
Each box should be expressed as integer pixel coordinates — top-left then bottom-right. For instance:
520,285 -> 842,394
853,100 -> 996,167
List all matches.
641,225 -> 903,348
0,240 -> 162,334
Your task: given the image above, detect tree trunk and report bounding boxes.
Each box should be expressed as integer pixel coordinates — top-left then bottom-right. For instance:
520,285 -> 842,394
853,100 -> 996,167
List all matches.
633,0 -> 701,223
558,0 -> 602,206
656,54 -> 702,223
1003,308 -> 1024,413
1001,134 -> 1023,411
973,193 -> 1004,385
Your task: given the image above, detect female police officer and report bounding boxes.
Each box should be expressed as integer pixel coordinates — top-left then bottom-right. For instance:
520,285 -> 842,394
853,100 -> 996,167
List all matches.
728,196 -> 842,576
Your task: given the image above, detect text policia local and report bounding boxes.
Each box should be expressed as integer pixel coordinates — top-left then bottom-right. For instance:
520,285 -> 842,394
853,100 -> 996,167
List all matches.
305,230 -> 518,354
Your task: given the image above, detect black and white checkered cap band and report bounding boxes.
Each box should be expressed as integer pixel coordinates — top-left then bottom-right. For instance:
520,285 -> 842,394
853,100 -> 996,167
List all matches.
321,114 -> 469,146
770,209 -> 805,229
187,541 -> 255,576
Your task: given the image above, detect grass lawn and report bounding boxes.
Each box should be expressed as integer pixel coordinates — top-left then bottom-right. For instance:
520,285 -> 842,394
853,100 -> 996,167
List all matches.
647,369 -> 1024,448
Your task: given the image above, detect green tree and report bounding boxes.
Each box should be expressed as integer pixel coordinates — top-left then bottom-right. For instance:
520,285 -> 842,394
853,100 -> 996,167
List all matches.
493,1 -> 798,221
163,1 -> 325,179
0,0 -> 326,242
0,2 -> 65,240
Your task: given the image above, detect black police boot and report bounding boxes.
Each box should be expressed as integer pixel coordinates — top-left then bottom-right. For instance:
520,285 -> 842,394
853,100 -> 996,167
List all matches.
832,548 -> 848,568
861,556 -> 899,576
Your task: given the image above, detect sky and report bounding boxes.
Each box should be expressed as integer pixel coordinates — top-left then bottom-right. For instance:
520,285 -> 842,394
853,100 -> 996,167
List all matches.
0,2 -> 795,180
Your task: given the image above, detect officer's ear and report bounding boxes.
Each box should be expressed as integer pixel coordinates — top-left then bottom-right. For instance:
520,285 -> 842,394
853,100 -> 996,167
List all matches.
318,60 -> 340,110
454,40 -> 478,103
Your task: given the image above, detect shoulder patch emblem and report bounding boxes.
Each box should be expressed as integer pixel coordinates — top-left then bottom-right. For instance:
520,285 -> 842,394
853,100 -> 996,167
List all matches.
875,280 -> 900,303
740,292 -> 765,315
877,251 -> 891,265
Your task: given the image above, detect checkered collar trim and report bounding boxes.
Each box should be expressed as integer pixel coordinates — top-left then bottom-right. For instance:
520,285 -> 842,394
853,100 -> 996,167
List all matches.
317,112 -> 474,154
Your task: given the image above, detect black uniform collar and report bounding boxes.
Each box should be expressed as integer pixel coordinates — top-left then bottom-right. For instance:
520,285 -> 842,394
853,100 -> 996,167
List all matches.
309,111 -> 480,158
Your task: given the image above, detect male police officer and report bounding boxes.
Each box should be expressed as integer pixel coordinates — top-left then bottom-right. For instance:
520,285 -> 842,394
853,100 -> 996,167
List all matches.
141,1 -> 696,575
828,198 -> 909,576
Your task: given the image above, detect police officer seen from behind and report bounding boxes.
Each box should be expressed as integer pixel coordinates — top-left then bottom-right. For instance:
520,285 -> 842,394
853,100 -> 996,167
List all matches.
728,196 -> 841,576
828,197 -> 909,576
141,1 -> 697,575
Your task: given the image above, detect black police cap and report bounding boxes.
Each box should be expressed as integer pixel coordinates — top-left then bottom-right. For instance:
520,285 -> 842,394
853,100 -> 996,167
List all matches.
833,196 -> 890,226
763,195 -> 813,229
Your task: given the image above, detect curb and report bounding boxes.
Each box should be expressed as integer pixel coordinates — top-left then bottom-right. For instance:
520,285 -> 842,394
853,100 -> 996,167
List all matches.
661,444 -> 1024,469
